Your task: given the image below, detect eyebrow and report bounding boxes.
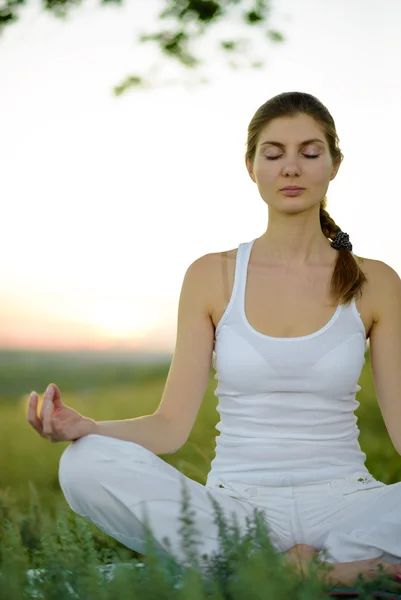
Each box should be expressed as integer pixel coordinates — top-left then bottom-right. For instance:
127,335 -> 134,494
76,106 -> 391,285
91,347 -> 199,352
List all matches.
260,138 -> 325,148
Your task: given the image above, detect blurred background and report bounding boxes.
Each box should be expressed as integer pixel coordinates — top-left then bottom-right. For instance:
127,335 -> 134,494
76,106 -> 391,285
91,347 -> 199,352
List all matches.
2,0 -> 400,358
0,0 -> 400,537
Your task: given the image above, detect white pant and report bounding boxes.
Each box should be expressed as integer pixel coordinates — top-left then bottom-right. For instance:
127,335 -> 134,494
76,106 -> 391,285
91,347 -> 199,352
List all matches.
58,434 -> 401,567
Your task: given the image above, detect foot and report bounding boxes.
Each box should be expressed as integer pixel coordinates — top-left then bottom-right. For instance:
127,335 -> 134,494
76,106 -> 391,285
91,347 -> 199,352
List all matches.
283,544 -> 319,576
315,557 -> 401,588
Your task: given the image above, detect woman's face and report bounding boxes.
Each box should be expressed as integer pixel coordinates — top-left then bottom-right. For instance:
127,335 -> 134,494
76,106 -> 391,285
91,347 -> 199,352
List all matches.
246,114 -> 340,212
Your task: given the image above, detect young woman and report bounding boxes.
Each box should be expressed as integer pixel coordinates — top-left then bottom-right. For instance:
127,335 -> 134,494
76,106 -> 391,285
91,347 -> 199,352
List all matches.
28,91 -> 401,587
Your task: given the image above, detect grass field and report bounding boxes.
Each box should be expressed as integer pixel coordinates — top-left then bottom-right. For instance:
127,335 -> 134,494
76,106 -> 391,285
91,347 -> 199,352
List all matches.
1,347 -> 401,597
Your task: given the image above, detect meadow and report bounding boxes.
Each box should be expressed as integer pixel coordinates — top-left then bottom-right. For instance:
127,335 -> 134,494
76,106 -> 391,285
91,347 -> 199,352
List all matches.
1,347 -> 401,599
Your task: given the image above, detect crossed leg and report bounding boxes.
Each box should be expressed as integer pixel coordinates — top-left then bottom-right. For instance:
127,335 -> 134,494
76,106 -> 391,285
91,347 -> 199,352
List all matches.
284,544 -> 401,588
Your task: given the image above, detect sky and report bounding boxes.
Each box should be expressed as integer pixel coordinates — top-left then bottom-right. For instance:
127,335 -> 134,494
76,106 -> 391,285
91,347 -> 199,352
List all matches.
1,0 -> 400,354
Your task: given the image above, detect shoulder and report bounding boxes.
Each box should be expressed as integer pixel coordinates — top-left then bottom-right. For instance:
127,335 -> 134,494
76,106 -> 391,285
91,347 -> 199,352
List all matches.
352,254 -> 381,279
187,248 -> 239,286
352,254 -> 398,277
186,248 -> 238,313
207,247 -> 239,261
191,247 -> 238,271
367,258 -> 400,280
186,250 -> 228,274
356,257 -> 400,288
358,257 -> 401,322
183,250 -> 226,297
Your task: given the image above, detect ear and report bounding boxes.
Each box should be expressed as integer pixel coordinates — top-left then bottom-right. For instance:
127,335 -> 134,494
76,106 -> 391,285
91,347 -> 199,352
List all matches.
245,157 -> 256,183
330,161 -> 341,181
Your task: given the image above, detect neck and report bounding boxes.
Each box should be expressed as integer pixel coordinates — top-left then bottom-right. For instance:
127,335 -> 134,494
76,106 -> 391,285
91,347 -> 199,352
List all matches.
254,232 -> 336,268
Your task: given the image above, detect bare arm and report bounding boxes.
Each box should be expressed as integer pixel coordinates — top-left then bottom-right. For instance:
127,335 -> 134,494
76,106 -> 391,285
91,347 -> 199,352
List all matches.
91,253 -> 215,455
28,386 -> 181,454
91,413 -> 180,455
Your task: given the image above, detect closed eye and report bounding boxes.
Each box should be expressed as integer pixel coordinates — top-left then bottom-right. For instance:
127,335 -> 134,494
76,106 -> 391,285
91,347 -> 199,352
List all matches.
265,154 -> 320,160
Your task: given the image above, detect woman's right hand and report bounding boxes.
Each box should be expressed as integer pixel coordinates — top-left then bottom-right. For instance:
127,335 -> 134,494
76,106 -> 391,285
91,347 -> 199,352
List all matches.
27,383 -> 97,443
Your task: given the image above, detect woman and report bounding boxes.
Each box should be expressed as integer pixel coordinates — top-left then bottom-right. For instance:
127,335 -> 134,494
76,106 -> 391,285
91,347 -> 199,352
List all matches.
27,91 -> 401,587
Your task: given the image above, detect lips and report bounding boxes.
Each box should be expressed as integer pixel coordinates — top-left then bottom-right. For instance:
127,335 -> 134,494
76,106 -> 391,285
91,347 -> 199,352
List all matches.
281,186 -> 305,191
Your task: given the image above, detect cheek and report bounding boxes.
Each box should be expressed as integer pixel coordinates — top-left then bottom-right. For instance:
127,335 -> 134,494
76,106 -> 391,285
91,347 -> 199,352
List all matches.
310,166 -> 332,185
308,157 -> 333,181
253,160 -> 277,183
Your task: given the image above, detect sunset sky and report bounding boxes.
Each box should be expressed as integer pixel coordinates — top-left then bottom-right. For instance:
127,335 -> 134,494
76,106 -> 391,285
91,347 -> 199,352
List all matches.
1,0 -> 400,354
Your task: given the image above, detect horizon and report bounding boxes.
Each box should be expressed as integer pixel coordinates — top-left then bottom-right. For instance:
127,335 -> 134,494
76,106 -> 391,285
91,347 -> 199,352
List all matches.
1,0 -> 399,354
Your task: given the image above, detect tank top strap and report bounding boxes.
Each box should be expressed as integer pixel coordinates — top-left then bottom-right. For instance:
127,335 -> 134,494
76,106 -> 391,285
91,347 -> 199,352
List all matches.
226,239 -> 256,315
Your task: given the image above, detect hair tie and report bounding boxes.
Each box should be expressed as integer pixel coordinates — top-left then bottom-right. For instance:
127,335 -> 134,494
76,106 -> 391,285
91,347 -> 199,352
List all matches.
331,231 -> 352,251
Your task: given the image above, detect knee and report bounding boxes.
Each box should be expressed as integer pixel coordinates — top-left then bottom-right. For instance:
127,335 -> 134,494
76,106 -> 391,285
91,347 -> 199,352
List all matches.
58,433 -> 153,489
58,434 -> 108,490
58,434 -> 121,515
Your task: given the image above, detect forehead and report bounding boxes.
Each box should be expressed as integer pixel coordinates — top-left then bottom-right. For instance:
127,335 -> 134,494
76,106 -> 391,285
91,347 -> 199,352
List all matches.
258,114 -> 325,143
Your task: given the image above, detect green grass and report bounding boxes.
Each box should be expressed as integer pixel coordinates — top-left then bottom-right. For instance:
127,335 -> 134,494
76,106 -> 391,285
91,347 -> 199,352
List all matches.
0,347 -> 400,598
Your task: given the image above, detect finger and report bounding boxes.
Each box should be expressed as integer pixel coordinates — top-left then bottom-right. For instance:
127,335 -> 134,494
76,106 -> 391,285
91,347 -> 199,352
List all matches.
40,384 -> 54,421
48,383 -> 63,409
42,388 -> 55,438
27,392 -> 43,435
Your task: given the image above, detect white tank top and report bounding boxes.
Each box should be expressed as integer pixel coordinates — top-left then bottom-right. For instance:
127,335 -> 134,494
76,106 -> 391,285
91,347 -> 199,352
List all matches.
206,238 -> 370,487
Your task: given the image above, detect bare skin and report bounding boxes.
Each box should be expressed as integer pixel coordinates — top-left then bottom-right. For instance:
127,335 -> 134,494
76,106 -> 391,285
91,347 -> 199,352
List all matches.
284,544 -> 401,588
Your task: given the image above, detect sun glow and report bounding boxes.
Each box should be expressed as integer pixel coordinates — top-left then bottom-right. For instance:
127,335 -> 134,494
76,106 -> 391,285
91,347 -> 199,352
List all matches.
85,301 -> 153,340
